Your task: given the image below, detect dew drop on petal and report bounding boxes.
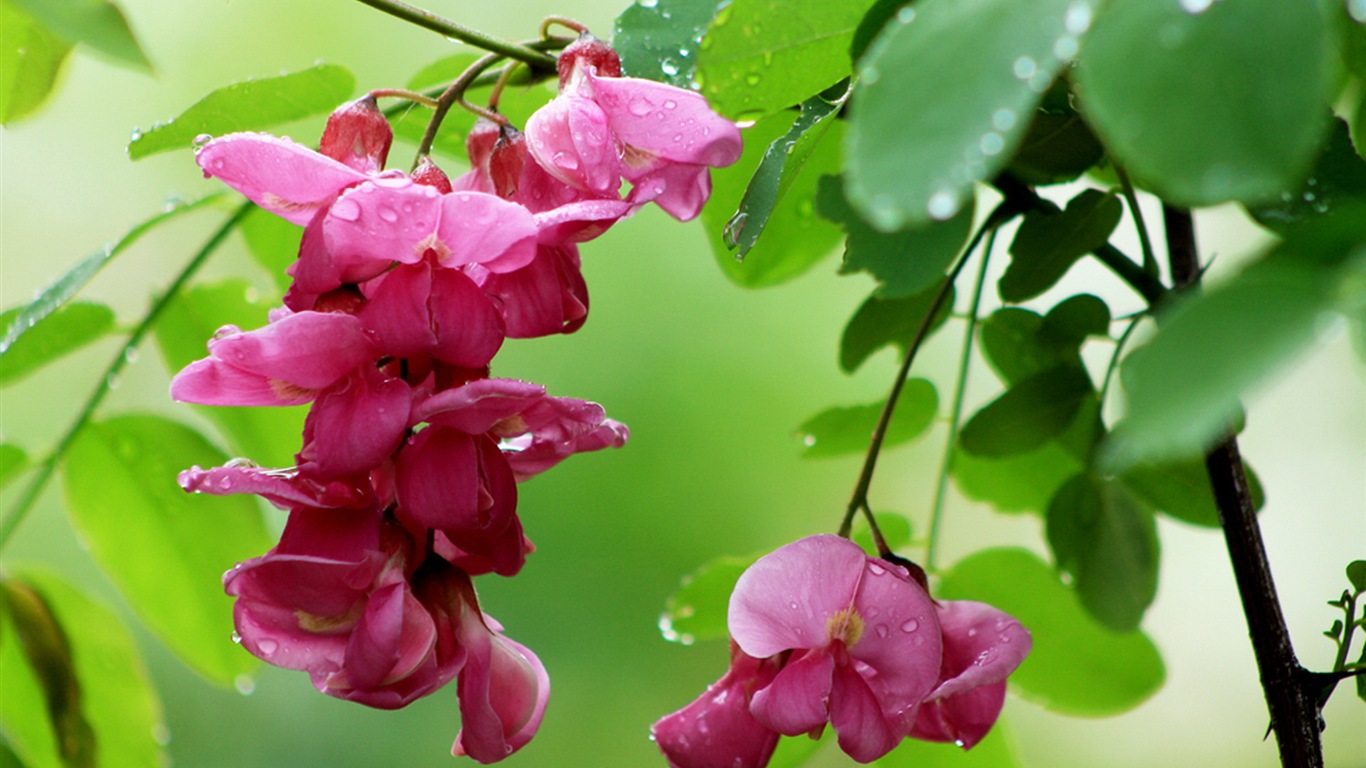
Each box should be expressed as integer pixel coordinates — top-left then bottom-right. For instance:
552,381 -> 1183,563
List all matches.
231,631 -> 243,644
378,206 -> 399,223
876,625 -> 889,638
193,133 -> 213,147
257,638 -> 279,656
900,619 -> 919,633
330,197 -> 362,222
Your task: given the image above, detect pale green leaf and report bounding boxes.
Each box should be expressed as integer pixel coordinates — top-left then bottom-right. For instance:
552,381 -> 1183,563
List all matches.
797,379 -> 938,458
0,303 -> 114,387
0,2 -> 74,124
8,0 -> 148,71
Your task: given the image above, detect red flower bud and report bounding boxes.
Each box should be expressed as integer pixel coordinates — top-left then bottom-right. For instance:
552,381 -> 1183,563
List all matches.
318,96 -> 393,173
556,32 -> 622,87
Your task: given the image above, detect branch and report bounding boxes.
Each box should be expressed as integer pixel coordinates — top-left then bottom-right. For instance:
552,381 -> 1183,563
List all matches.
352,0 -> 557,70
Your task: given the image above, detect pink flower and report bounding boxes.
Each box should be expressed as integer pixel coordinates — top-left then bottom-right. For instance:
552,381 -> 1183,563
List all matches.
525,35 -> 743,221
652,641 -> 783,768
727,535 -> 943,763
909,600 -> 1031,749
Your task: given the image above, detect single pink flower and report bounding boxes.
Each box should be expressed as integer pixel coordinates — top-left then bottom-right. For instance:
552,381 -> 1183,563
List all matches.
728,535 -> 943,763
652,641 -> 783,768
909,600 -> 1031,749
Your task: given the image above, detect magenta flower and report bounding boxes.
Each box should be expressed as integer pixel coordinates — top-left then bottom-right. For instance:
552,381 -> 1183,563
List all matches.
909,600 -> 1031,749
728,535 -> 943,763
652,641 -> 783,768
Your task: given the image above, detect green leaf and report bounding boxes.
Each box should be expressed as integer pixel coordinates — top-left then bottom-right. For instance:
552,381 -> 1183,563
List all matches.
128,64 -> 355,160
797,379 -> 938,458
818,175 -> 976,299
845,0 -> 1090,231
1000,190 -> 1122,303
1346,560 -> 1366,594
614,0 -> 720,88
1120,457 -> 1265,528
938,547 -> 1165,715
0,2 -> 74,125
978,297 -> 1110,386
1073,0 -> 1333,206
724,84 -> 848,257
1045,473 -> 1159,632
60,415 -> 269,684
154,280 -> 305,467
959,366 -> 1094,457
0,195 -> 222,361
236,205 -> 300,292
0,443 -> 28,490
0,570 -> 163,768
659,554 -> 756,644
702,112 -> 844,288
1106,210 -> 1366,467
1007,103 -> 1105,186
872,718 -> 1021,767
695,0 -> 876,120
840,282 -> 955,374
952,399 -> 1099,514
8,0 -> 148,71
1247,117 -> 1366,233
0,303 -> 114,387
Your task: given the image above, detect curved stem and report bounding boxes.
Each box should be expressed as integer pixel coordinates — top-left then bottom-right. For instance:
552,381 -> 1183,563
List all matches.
1113,163 -> 1159,276
369,88 -> 439,109
414,52 -> 505,165
540,16 -> 588,38
0,202 -> 253,556
1097,315 -> 1142,415
352,0 -> 556,70
925,227 -> 997,571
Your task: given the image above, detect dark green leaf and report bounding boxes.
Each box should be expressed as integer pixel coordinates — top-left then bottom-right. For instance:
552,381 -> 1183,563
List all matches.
871,719 -> 1021,767
1121,457 -> 1265,528
724,85 -> 848,257
818,175 -> 976,299
236,205 -> 300,292
660,554 -> 757,644
1247,118 -> 1366,233
1074,0 -> 1333,206
61,415 -> 269,684
1007,109 -> 1105,186
702,112 -> 844,288
797,379 -> 938,458
696,0 -> 876,120
0,443 -> 28,490
849,0 -> 909,63
952,399 -> 1100,514
851,512 -> 913,558
845,0 -> 1088,230
0,578 -> 94,768
0,195 -> 222,360
840,282 -> 955,373
1001,190 -> 1122,302
0,2 -> 74,124
8,0 -> 149,71
978,295 -> 1110,387
614,0 -> 721,88
1347,560 -> 1366,594
0,570 -> 163,768
1041,293 -> 1111,342
128,65 -> 355,160
0,303 -> 113,387
960,366 -> 1094,457
154,280 -> 305,467
938,547 -> 1165,715
0,739 -> 26,768
1046,473 -> 1159,632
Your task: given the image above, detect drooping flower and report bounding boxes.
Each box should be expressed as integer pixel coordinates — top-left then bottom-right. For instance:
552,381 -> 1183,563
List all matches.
652,641 -> 783,768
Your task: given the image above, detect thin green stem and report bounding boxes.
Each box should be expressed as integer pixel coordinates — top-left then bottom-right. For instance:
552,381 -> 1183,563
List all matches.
414,51 -> 504,165
1332,591 -> 1360,673
352,0 -> 556,70
1113,163 -> 1159,276
0,203 -> 253,556
540,16 -> 588,38
1097,315 -> 1143,415
925,227 -> 997,572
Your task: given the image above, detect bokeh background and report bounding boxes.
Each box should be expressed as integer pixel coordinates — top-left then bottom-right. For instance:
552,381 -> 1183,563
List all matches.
2,1 -> 1364,766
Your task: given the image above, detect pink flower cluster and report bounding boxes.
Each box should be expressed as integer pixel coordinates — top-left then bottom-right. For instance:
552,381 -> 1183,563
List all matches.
173,35 -> 741,763
653,535 -> 1032,766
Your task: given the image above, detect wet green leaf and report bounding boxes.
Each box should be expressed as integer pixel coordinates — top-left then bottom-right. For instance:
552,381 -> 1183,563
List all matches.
61,416 -> 269,684
1046,473 -> 1159,632
1074,0 -> 1333,206
1120,457 -> 1265,528
614,0 -> 720,88
818,175 -> 976,299
0,443 -> 28,490
839,283 -> 955,374
0,303 -> 114,387
0,2 -> 74,124
659,554 -> 756,644
8,0 -> 148,71
1247,118 -> 1366,233
703,113 -> 843,288
938,547 -> 1165,715
1001,190 -> 1122,303
696,0 -> 875,120
846,0 -> 1088,230
959,366 -> 1094,457
154,280 -> 305,467
128,65 -> 355,160
797,379 -> 938,458
0,570 -> 163,768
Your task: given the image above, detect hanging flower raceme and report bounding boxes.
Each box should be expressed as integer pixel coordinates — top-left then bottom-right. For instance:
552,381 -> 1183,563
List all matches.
653,535 -> 1031,767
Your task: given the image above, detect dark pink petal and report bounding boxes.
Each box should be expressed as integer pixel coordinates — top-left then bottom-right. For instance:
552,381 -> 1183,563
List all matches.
285,209 -> 345,305
481,244 -> 589,338
340,582 -> 412,690
533,198 -> 635,245
748,649 -> 833,736
178,464 -> 372,510
318,96 -> 393,174
910,680 -> 1006,749
204,311 -> 375,390
322,178 -> 445,275
848,558 -> 942,711
274,505 -> 383,560
196,133 -> 366,225
433,530 -> 535,578
434,192 -> 539,273
412,378 -> 547,434
652,643 -> 782,768
396,427 -> 480,533
525,95 -> 621,196
298,368 -> 412,479
232,597 -> 350,673
429,268 -> 505,367
358,263 -> 440,359
451,613 -> 550,762
829,662 -> 900,763
588,73 -> 743,168
729,535 -> 865,658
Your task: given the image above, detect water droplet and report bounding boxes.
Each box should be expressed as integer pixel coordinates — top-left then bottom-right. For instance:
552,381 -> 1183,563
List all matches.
954,739 -> 966,748
860,66 -> 881,86
661,59 -> 680,76
257,638 -> 279,656
638,0 -> 657,7
992,108 -> 1017,132
1351,0 -> 1366,22
105,372 -> 121,390
900,619 -> 919,633
802,434 -> 816,447
330,197 -> 361,222
193,133 -> 213,147
152,723 -> 171,746
866,194 -> 901,230
129,129 -> 143,143
913,635 -> 925,646
868,563 -> 887,576
927,190 -> 959,220
663,99 -> 678,110
123,346 -> 140,364
1180,0 -> 1218,13
231,631 -> 243,644
234,675 -> 256,695
378,206 -> 399,223
1064,1 -> 1094,35
723,212 -> 748,249
897,6 -> 916,23
788,601 -> 800,610
979,132 -> 1005,156
1013,56 -> 1037,80
1053,35 -> 1079,61
875,625 -> 889,638
967,627 -> 978,637
745,73 -> 761,86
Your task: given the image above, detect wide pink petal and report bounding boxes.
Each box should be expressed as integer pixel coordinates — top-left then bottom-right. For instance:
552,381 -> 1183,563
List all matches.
298,368 -> 412,479
652,643 -> 782,768
505,418 -> 629,480
829,662 -> 900,763
395,427 -> 480,533
232,597 -> 350,673
848,558 -> 942,712
628,163 -> 713,222
340,582 -> 412,690
480,244 -> 587,338
435,192 -> 539,273
358,263 -> 440,358
525,95 -> 621,196
178,464 -> 372,510
728,534 -> 865,658
196,133 -> 366,225
205,311 -> 374,390
748,649 -> 832,736
412,378 -> 547,434
322,177 -> 445,276
927,601 -> 1031,701
588,74 -> 743,168
286,209 -> 344,303
533,199 -> 635,245
451,609 -> 550,762
429,268 -> 505,367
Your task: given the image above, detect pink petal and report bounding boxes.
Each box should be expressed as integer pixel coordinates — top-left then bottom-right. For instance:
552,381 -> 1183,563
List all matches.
322,178 -> 445,275
298,368 -> 412,479
429,268 -> 506,367
340,582 -> 412,690
451,614 -> 550,762
435,192 -> 539,273
232,597 -> 350,673
651,643 -> 782,768
910,680 -> 1006,749
358,263 -> 441,358
927,601 -> 1031,701
533,198 -> 636,244
629,163 -> 713,222
829,662 -> 900,763
728,534 -> 865,658
525,95 -> 621,196
170,356 -> 313,406
588,74 -> 743,168
748,649 -> 833,736
196,133 -> 366,225
412,378 -> 547,434
395,427 -> 481,533
178,464 -> 372,510
848,558 -> 942,711
204,311 -> 375,390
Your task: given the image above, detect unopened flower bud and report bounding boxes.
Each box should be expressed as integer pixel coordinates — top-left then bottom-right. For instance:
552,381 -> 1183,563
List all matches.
465,118 -> 501,171
412,155 -> 453,193
556,32 -> 622,87
318,96 -> 393,173
488,127 -> 528,199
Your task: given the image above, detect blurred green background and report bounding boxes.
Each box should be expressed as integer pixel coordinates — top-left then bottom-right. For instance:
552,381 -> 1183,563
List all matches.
2,1 -> 1364,766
